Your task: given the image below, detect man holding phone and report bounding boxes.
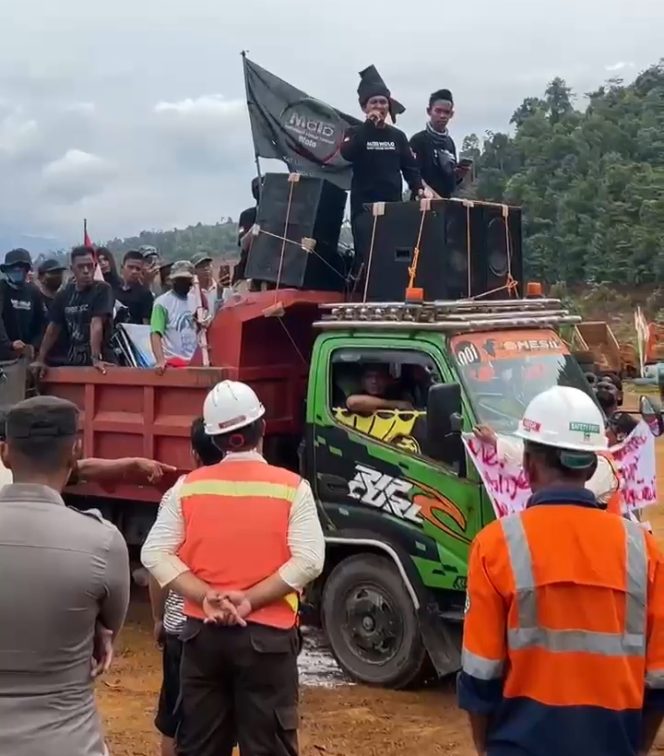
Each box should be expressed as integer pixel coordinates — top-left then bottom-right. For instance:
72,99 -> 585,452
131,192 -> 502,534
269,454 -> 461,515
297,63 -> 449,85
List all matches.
410,89 -> 471,199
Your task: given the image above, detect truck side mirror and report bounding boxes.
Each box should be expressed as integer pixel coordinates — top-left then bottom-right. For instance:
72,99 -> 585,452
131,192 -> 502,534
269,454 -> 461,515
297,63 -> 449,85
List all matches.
639,395 -> 664,437
426,383 -> 465,472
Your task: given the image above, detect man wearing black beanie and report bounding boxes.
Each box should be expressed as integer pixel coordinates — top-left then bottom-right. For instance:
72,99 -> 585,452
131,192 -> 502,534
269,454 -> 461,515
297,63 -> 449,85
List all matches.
341,66 -> 427,245
410,89 -> 470,199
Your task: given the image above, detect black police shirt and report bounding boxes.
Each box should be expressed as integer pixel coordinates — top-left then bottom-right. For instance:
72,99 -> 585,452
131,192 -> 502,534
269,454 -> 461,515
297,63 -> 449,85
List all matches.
114,283 -> 154,325
49,281 -> 115,366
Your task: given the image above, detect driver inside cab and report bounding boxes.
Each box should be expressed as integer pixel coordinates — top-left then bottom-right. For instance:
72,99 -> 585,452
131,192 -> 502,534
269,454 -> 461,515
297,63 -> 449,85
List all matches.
346,364 -> 414,415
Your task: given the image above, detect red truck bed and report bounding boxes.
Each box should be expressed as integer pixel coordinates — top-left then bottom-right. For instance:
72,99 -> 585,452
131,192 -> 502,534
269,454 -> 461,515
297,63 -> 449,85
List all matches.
41,289 -> 338,504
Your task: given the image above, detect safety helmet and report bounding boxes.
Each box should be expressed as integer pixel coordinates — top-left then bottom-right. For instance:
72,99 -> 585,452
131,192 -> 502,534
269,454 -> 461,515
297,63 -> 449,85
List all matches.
203,380 -> 265,436
515,386 -> 607,452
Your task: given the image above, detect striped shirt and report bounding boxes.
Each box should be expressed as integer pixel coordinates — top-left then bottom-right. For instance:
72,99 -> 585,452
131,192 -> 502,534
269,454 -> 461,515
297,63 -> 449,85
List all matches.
158,480 -> 186,635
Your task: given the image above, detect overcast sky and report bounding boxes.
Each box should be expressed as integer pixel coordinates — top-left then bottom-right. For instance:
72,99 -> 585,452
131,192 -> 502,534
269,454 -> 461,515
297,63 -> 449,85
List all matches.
0,0 -> 662,251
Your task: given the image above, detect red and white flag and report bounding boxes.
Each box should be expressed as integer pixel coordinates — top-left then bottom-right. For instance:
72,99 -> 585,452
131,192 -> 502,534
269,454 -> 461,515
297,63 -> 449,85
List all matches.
83,219 -> 105,281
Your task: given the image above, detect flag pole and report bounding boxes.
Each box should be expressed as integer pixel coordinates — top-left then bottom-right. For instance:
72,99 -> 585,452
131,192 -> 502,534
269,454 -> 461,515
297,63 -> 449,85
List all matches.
241,50 -> 263,199
83,218 -> 87,243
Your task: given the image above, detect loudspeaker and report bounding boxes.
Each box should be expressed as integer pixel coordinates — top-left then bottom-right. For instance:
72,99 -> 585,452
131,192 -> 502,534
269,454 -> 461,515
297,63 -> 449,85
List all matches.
354,199 -> 523,301
245,173 -> 347,291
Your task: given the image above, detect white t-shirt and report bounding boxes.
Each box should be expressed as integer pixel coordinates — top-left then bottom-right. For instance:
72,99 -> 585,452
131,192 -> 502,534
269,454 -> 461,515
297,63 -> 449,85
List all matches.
150,290 -> 198,361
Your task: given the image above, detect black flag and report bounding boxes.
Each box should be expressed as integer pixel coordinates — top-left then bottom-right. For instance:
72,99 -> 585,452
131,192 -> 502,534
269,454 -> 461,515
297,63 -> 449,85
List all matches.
243,56 -> 360,190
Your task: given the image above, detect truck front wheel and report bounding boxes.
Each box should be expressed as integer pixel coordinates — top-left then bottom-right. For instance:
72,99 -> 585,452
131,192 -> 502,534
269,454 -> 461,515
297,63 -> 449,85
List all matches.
321,554 -> 428,689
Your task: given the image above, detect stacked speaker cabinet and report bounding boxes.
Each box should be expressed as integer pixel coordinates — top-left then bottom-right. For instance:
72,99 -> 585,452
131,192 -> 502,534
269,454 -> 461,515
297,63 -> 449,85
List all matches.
354,199 -> 523,302
245,173 -> 347,292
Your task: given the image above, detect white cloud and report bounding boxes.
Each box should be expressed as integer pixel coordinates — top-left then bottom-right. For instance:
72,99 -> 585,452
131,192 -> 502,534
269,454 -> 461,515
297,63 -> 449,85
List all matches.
153,94 -> 249,172
41,149 -> 115,201
605,61 -> 635,72
154,94 -> 243,118
0,111 -> 39,159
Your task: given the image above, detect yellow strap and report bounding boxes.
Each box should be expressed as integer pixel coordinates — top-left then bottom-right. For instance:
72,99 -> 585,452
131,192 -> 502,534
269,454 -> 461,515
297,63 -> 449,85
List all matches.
284,592 -> 299,613
180,480 -> 298,501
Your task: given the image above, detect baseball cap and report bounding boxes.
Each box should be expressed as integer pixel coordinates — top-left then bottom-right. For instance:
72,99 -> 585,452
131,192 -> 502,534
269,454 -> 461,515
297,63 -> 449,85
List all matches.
191,252 -> 213,268
6,396 -> 78,440
37,258 -> 66,275
139,245 -> 159,259
1,248 -> 32,270
170,260 -> 194,280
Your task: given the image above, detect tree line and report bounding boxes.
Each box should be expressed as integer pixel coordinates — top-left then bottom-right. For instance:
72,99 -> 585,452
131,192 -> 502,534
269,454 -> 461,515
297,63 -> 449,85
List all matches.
460,61 -> 664,285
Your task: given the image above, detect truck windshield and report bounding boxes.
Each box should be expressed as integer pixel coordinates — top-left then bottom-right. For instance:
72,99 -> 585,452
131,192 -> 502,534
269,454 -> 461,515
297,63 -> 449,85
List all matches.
450,329 -> 593,433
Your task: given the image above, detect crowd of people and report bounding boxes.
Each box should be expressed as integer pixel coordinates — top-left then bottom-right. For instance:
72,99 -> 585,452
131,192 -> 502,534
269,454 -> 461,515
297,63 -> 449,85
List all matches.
0,243 -> 234,376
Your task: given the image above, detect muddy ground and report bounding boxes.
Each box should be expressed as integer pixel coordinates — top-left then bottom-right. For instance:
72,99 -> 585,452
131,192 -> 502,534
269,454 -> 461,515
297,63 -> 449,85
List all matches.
98,402 -> 664,755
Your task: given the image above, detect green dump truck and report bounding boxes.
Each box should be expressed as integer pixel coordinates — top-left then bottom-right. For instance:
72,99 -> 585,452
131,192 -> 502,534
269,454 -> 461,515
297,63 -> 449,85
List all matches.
42,292 -> 585,689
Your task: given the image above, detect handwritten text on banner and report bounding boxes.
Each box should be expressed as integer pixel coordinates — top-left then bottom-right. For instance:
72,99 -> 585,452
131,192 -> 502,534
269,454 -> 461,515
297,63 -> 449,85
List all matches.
463,421 -> 656,519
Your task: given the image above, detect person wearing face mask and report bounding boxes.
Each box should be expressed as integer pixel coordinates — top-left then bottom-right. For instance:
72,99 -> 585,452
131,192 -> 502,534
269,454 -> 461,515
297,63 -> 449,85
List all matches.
150,261 -> 207,375
0,249 -> 46,360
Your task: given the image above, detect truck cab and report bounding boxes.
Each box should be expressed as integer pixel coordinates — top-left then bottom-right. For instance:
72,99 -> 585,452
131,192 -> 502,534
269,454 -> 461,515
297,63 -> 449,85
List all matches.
304,297 -> 586,687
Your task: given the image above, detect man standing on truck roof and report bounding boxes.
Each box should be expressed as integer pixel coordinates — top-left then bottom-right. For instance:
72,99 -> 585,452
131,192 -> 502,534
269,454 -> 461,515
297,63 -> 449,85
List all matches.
0,396 -> 130,756
234,176 -> 261,287
459,386 -> 664,756
409,89 -> 471,200
340,66 -> 428,267
141,379 -> 325,756
32,246 -> 116,375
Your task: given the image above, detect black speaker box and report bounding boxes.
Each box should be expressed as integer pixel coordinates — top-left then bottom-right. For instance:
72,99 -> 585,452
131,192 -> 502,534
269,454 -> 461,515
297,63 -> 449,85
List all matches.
354,199 -> 523,301
245,173 -> 347,291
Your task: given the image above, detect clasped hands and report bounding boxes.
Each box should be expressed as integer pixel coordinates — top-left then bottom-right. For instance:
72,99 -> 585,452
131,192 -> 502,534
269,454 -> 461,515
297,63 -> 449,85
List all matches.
202,589 -> 252,627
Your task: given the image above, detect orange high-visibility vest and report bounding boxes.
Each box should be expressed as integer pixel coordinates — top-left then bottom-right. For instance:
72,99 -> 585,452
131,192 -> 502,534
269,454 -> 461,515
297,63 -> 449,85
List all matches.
597,451 -> 623,516
178,460 -> 300,629
461,503 -> 664,715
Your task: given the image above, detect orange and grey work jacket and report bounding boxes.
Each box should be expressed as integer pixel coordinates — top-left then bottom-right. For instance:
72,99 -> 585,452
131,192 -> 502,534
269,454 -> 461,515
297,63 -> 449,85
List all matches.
458,486 -> 664,756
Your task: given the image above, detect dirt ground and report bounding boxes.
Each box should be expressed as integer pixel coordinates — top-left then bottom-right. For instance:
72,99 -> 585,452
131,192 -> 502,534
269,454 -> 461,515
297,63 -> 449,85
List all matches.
98,401 -> 664,755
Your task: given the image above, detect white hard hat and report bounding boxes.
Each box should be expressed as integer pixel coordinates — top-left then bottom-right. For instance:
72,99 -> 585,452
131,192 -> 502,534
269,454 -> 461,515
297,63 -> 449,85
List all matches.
515,386 -> 607,452
203,380 -> 265,436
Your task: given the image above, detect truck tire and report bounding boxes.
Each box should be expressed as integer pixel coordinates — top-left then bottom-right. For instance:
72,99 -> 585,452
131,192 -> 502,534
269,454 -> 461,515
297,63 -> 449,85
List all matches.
321,554 -> 428,689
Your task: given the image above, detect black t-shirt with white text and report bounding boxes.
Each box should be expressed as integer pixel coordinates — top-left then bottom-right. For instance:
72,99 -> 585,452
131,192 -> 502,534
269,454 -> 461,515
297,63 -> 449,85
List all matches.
49,282 -> 115,366
0,280 -> 45,348
340,121 -> 423,218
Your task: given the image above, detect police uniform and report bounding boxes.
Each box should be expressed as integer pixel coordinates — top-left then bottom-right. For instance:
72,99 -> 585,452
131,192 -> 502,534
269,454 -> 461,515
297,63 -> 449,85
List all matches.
0,397 -> 130,756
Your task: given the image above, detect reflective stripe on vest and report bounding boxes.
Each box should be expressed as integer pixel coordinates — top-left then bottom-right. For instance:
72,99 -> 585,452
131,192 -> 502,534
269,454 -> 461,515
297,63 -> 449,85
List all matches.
501,514 -> 647,656
179,480 -> 299,501
461,647 -> 505,681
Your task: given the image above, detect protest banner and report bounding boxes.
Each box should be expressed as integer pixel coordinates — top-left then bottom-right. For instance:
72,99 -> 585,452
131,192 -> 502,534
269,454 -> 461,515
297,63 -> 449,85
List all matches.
463,420 -> 656,519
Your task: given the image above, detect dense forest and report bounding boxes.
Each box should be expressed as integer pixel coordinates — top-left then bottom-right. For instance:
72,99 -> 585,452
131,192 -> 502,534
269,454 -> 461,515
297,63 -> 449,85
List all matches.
105,219 -> 240,262
103,62 -> 664,284
461,61 -> 664,285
